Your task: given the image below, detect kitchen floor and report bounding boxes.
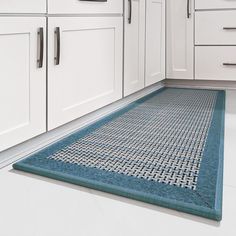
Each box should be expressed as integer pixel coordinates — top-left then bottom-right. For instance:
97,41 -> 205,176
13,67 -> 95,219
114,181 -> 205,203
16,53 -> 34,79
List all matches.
0,89 -> 235,236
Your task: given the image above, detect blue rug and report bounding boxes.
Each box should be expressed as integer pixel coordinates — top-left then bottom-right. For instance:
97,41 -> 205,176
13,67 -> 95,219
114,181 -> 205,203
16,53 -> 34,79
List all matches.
13,88 -> 225,221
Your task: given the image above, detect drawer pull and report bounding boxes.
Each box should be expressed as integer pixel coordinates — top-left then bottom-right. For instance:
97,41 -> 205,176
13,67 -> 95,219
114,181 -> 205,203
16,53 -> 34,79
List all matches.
223,63 -> 236,66
187,0 -> 191,19
223,27 -> 236,30
54,27 -> 60,65
37,27 -> 44,68
128,0 -> 132,24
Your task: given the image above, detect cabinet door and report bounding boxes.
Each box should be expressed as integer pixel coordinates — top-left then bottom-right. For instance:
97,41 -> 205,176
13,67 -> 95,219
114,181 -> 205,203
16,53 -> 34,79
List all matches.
0,17 -> 46,152
124,0 -> 146,96
166,0 -> 194,80
0,0 -> 46,13
145,0 -> 165,86
48,17 -> 123,130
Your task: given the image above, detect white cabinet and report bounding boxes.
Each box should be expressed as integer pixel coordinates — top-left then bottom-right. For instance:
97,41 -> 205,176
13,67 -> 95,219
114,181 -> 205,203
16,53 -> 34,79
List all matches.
48,17 -> 123,130
166,0 -> 194,80
0,17 -> 46,152
196,46 -> 236,81
48,0 -> 122,14
195,2 -> 236,81
195,11 -> 236,45
124,0 -> 165,93
0,0 -> 46,13
124,0 -> 146,96
145,0 -> 165,86
195,0 -> 236,10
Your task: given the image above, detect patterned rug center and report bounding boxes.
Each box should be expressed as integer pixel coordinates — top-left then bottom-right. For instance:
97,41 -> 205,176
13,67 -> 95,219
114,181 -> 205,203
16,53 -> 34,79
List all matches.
47,89 -> 217,190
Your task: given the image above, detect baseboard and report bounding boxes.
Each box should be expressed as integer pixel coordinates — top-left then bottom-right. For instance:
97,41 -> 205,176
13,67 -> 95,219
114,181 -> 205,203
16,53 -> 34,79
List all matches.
164,79 -> 236,90
0,82 -> 164,169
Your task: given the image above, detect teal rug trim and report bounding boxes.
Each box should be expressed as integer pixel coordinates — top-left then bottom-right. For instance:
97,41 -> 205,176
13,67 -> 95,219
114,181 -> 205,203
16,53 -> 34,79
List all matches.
13,88 -> 225,221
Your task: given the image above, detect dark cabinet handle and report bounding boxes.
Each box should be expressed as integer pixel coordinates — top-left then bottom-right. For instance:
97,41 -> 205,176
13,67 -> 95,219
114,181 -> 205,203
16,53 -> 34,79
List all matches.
223,63 -> 236,66
223,27 -> 236,30
128,0 -> 132,24
37,27 -> 44,68
54,27 -> 60,65
187,0 -> 191,19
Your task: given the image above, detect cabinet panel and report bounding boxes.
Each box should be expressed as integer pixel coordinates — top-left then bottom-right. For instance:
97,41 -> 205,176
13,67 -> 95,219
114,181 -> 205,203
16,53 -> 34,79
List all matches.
0,17 -> 46,152
196,46 -> 236,81
0,0 -> 46,13
48,17 -> 123,130
48,0 -> 122,14
195,0 -> 236,10
195,11 -> 236,45
166,0 -> 194,80
124,0 -> 146,96
145,0 -> 165,86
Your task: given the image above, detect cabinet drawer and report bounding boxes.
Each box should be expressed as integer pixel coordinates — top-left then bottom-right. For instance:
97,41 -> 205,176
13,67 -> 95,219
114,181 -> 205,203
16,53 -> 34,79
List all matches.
195,11 -> 236,45
195,0 -> 236,10
195,46 -> 236,81
48,0 -> 123,14
0,0 -> 46,13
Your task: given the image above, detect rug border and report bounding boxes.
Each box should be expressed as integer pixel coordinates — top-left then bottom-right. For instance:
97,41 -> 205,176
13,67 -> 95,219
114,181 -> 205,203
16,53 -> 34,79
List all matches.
13,88 -> 225,221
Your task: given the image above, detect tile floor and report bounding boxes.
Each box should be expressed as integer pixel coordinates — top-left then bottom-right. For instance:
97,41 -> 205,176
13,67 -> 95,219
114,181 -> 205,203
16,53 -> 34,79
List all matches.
0,89 -> 235,236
